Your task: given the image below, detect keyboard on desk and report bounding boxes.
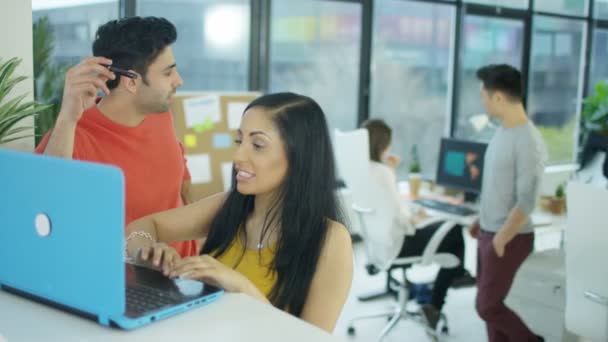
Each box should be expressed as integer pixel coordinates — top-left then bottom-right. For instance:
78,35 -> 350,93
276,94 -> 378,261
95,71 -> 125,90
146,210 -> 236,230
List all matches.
413,198 -> 477,216
125,285 -> 176,317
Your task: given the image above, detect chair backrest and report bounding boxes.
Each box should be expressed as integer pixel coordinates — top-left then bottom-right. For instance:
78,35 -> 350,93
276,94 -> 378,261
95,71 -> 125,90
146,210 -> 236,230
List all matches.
565,181 -> 608,341
334,129 -> 405,271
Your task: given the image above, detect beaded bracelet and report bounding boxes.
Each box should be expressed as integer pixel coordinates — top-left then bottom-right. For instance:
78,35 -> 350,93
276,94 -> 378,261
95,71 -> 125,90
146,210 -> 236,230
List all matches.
123,231 -> 157,261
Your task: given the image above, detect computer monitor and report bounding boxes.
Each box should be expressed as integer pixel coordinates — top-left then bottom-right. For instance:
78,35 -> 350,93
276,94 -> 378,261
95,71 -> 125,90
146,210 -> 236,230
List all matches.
435,138 -> 488,194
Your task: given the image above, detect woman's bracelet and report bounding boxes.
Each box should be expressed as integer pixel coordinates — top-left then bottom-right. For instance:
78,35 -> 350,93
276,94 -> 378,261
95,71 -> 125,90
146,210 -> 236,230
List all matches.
123,231 -> 157,261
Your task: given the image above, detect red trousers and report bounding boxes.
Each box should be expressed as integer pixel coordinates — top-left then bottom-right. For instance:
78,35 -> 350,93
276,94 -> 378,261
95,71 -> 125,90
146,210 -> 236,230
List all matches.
476,230 -> 537,342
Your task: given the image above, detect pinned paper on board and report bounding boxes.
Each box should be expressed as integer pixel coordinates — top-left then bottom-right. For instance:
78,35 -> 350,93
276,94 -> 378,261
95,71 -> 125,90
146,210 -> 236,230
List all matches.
186,154 -> 212,184
212,133 -> 232,149
192,119 -> 214,133
184,134 -> 197,148
221,162 -> 234,191
183,95 -> 221,129
227,102 -> 248,130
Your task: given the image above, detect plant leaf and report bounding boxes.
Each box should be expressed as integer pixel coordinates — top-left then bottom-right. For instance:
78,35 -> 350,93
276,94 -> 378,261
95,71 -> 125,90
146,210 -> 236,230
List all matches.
0,134 -> 34,145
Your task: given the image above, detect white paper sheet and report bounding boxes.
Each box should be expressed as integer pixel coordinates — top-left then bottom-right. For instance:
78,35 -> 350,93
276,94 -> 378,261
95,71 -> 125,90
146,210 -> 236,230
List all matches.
183,95 -> 221,128
227,102 -> 248,130
186,154 -> 212,184
221,162 -> 234,191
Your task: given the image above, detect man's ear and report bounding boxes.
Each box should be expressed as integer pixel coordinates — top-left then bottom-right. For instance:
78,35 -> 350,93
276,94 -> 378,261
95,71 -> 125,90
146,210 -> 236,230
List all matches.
119,70 -> 139,93
494,91 -> 505,104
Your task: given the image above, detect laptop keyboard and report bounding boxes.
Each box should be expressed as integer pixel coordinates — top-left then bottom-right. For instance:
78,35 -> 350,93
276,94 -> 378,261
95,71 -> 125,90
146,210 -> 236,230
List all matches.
414,198 -> 477,216
126,285 -> 177,316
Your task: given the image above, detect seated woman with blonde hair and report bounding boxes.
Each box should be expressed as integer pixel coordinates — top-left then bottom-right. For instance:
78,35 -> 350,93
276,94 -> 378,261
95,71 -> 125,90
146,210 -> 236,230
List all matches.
126,93 -> 353,332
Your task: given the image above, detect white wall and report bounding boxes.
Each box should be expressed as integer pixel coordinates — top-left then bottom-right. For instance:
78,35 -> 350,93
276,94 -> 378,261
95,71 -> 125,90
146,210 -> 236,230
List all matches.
0,0 -> 34,151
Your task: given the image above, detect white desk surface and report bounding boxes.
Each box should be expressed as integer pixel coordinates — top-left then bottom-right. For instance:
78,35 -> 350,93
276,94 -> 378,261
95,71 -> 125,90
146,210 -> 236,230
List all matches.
398,182 -> 565,229
0,291 -> 343,342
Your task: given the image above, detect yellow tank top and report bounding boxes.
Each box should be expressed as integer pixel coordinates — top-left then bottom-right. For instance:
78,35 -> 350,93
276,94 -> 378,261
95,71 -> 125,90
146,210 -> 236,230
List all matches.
215,237 -> 278,298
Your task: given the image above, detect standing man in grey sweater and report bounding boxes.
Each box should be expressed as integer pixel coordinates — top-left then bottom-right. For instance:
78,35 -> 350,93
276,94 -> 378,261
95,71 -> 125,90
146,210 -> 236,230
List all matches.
471,64 -> 547,342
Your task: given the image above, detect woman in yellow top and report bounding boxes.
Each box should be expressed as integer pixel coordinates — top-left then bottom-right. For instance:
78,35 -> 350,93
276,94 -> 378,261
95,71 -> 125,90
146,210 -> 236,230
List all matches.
125,92 -> 353,332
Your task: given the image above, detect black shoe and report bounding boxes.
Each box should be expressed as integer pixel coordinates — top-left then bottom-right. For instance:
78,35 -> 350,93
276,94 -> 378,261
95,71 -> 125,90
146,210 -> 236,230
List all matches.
536,334 -> 545,342
451,269 -> 476,288
421,304 -> 441,330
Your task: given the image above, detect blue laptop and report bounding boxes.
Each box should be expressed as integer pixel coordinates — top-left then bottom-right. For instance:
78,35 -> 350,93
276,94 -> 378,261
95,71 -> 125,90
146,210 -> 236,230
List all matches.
0,148 -> 223,329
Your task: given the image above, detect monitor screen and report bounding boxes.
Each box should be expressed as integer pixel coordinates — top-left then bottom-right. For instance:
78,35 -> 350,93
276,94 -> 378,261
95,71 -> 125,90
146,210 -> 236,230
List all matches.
436,138 -> 488,194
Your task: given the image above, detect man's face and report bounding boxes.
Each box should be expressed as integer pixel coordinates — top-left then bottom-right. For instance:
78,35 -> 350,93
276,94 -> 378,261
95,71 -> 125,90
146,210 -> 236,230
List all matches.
136,46 -> 183,114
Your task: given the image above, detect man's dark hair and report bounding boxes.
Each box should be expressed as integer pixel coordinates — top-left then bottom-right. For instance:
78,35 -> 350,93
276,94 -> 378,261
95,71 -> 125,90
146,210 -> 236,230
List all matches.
92,16 -> 177,89
476,64 -> 523,101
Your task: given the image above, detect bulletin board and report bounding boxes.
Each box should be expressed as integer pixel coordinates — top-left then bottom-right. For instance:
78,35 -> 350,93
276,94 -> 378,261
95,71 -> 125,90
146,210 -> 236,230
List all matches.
170,92 -> 261,200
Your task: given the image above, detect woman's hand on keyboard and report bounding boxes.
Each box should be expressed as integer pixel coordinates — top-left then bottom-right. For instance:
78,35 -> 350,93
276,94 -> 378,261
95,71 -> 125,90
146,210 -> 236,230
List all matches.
137,243 -> 182,276
169,255 -> 266,302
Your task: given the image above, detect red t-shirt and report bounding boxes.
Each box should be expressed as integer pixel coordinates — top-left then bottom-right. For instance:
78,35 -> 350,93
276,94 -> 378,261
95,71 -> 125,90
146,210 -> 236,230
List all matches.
35,106 -> 198,257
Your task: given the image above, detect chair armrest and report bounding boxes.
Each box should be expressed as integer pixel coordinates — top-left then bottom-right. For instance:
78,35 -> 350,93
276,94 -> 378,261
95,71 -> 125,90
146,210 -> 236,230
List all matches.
391,255 -> 424,267
391,252 -> 459,268
352,203 -> 375,214
420,221 -> 460,268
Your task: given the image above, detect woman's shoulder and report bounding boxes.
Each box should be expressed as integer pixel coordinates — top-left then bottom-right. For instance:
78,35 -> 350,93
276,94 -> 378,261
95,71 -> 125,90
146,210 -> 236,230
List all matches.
369,160 -> 392,172
369,160 -> 396,182
324,220 -> 352,250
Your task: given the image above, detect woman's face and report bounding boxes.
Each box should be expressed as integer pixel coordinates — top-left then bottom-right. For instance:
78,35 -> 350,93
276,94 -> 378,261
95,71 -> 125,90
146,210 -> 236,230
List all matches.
233,107 -> 288,196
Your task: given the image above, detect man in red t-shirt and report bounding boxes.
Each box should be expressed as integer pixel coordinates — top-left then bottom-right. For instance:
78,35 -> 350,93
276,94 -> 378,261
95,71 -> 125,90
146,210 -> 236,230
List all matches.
36,17 -> 197,257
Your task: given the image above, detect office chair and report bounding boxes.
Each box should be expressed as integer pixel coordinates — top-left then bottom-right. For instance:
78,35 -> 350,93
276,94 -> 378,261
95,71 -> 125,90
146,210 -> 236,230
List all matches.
333,129 -> 460,341
566,182 -> 608,341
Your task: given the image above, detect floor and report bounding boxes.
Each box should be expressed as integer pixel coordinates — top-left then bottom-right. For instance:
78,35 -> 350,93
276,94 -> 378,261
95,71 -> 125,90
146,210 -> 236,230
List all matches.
332,227 -> 564,342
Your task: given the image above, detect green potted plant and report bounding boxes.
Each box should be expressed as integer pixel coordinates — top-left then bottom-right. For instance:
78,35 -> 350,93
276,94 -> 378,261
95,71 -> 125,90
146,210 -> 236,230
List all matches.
582,81 -> 608,137
33,16 -> 68,145
0,57 -> 51,145
408,144 -> 422,197
579,80 -> 608,175
547,183 -> 566,215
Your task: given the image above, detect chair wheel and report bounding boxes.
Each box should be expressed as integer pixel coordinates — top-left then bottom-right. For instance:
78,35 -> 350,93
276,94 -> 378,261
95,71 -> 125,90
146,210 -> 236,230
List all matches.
347,326 -> 356,335
441,326 -> 449,334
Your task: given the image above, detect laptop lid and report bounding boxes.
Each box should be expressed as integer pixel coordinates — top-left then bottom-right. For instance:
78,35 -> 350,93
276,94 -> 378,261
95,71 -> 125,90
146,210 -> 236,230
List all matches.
0,148 -> 125,321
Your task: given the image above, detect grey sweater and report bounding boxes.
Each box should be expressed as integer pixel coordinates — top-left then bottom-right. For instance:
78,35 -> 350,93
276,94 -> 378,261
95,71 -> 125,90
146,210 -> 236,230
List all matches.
479,121 -> 547,234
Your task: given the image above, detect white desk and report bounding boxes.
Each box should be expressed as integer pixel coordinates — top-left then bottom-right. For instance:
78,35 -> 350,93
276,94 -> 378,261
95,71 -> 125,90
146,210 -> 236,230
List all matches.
401,185 -> 566,276
0,291 -> 343,342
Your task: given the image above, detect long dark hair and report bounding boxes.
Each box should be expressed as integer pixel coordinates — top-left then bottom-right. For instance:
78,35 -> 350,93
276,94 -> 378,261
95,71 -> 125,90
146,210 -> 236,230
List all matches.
201,92 -> 344,316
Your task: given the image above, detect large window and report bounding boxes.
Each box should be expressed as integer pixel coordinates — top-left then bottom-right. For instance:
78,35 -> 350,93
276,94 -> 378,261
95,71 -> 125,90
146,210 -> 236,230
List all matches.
32,0 -> 119,66
589,28 -> 608,93
369,1 -> 455,179
534,0 -> 589,16
30,0 -> 600,169
269,1 -> 362,130
138,0 -> 250,91
528,16 -> 586,164
463,0 -> 528,9
455,15 -> 524,141
596,0 -> 608,19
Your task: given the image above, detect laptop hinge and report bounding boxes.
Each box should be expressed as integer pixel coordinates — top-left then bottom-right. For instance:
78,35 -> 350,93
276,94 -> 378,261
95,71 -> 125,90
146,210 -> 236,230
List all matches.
98,315 -> 110,326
